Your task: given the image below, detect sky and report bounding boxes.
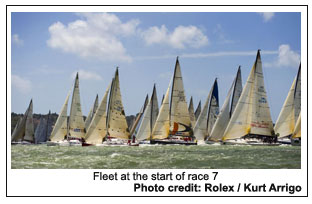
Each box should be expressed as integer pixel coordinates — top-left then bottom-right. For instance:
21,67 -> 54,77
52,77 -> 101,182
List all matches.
11,12 -> 301,122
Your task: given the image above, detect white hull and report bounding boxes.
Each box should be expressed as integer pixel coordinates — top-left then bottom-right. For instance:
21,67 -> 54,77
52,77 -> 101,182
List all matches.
101,138 -> 129,146
223,138 -> 280,146
11,141 -> 34,145
47,140 -> 82,146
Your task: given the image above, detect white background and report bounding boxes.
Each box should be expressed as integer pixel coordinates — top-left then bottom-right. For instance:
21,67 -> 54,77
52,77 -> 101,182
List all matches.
1,1 -> 310,202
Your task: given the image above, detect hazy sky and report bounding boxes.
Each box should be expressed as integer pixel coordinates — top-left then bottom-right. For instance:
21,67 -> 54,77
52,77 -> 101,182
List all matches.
11,12 -> 301,122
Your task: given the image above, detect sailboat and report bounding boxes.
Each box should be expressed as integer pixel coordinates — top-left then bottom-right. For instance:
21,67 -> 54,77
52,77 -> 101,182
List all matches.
274,64 -> 301,144
35,110 -> 52,144
291,111 -> 301,146
83,83 -> 111,146
84,94 -> 99,130
151,57 -> 196,145
222,50 -> 277,145
208,67 -> 242,142
193,79 -> 219,144
47,73 -> 85,146
135,84 -> 159,144
11,99 -> 34,144
103,68 -> 130,145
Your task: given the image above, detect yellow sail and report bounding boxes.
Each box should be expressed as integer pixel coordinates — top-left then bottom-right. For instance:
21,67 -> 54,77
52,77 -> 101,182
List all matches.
292,112 -> 301,139
274,78 -> 296,137
68,73 -> 86,139
50,91 -> 71,142
107,68 -> 130,139
85,84 -> 110,144
152,82 -> 170,139
169,57 -> 192,136
223,50 -> 274,141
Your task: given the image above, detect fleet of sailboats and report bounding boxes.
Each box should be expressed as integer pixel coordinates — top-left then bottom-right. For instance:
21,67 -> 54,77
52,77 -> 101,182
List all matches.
11,51 -> 303,146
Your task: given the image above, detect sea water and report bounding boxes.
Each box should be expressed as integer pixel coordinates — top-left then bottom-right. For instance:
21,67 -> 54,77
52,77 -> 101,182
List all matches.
11,145 -> 301,169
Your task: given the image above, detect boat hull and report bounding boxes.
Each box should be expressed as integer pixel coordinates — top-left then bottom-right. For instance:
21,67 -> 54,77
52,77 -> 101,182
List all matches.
222,138 -> 280,146
291,138 -> 301,146
150,139 -> 197,145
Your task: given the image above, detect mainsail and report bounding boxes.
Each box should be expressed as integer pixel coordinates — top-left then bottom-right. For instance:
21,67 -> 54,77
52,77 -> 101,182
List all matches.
169,57 -> 192,136
85,94 -> 99,130
50,91 -> 71,142
85,84 -> 110,144
193,79 -> 219,141
209,67 -> 242,141
106,68 -> 130,139
136,85 -> 159,141
222,50 -> 274,141
274,64 -> 301,138
68,73 -> 85,139
152,82 -> 171,139
188,97 -> 196,127
11,99 -> 34,143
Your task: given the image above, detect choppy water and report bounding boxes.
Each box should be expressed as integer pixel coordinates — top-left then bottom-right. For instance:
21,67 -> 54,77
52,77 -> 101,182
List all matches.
11,144 -> 301,169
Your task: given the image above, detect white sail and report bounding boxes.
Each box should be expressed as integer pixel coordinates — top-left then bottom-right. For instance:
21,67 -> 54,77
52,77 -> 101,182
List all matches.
152,82 -> 171,140
209,67 -> 242,141
11,117 -> 22,140
207,80 -> 219,137
193,83 -> 214,141
85,84 -> 110,144
292,112 -> 301,139
223,50 -> 274,141
194,101 -> 201,121
68,73 -> 85,139
136,85 -> 159,141
136,96 -> 152,141
274,64 -> 301,138
209,81 -> 234,141
85,94 -> 99,130
230,66 -> 243,117
169,57 -> 192,136
129,95 -> 149,137
50,91 -> 71,142
23,99 -> 34,142
188,97 -> 196,128
107,68 -> 130,139
151,85 -> 159,130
